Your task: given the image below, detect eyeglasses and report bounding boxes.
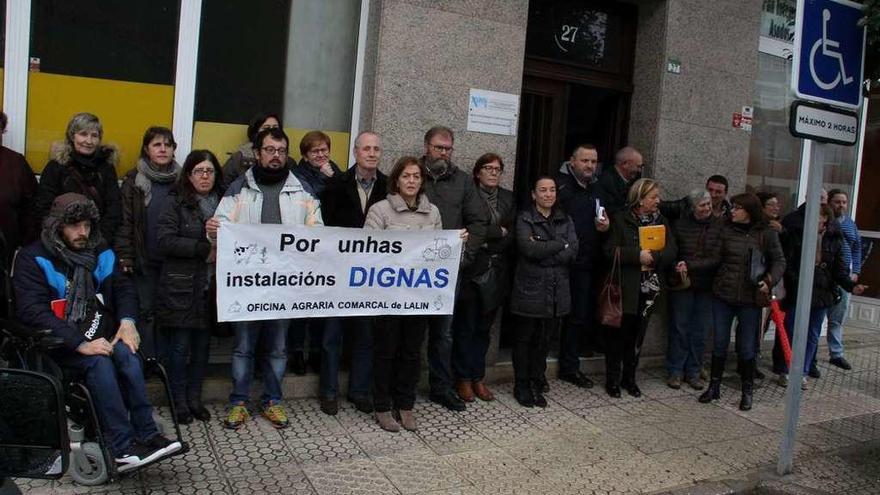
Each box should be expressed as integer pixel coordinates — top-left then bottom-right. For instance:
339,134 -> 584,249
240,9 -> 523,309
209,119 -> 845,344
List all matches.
307,147 -> 330,156
481,166 -> 503,174
261,146 -> 288,156
431,144 -> 453,154
732,204 -> 744,210
191,168 -> 215,177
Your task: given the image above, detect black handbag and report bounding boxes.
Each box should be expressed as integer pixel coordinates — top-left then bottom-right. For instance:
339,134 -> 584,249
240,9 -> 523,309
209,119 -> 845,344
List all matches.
472,256 -> 506,311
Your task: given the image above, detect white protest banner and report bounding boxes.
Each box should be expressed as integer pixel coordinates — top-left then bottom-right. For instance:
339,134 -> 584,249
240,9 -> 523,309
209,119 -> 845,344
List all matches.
217,224 -> 462,321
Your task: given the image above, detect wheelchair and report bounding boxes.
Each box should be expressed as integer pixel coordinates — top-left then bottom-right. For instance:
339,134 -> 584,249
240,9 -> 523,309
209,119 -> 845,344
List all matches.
0,253 -> 188,486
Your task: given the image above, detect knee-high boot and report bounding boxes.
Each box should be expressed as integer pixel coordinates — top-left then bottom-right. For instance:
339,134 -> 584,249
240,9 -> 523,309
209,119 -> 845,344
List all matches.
739,359 -> 754,411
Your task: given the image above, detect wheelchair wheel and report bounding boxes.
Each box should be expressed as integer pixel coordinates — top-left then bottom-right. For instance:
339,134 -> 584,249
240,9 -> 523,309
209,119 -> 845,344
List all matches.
69,442 -> 108,486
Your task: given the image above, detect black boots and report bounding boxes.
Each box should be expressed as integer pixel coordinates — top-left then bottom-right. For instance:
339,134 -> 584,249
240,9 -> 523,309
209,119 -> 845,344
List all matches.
739,359 -> 754,411
698,356 -> 726,403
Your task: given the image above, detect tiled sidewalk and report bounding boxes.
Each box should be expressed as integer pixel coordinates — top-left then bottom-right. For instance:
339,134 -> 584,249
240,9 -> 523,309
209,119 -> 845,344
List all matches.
14,338 -> 880,494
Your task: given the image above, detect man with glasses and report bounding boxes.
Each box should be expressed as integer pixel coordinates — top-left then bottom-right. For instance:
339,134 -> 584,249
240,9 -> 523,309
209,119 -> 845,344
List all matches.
555,144 -> 609,389
211,127 -> 323,429
419,126 -> 488,411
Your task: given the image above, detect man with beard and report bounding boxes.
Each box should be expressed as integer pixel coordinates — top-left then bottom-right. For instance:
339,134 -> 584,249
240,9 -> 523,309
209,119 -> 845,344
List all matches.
13,193 -> 182,472
419,126 -> 487,411
555,144 -> 610,388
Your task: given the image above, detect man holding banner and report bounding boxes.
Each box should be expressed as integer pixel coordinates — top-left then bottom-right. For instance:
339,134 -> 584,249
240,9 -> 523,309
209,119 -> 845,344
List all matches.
208,126 -> 322,430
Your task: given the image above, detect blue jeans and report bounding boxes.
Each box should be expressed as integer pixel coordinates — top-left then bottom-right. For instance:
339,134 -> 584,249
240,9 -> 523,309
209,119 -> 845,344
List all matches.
320,317 -> 373,400
711,299 -> 761,362
230,319 -> 288,405
55,341 -> 159,456
666,290 -> 713,379
135,264 -> 163,361
773,305 -> 828,374
826,290 -> 849,359
559,267 -> 593,376
167,326 -> 211,407
452,282 -> 496,381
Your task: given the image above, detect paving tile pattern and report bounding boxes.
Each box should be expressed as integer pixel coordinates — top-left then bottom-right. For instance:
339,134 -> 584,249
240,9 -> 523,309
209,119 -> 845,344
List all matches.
12,334 -> 880,494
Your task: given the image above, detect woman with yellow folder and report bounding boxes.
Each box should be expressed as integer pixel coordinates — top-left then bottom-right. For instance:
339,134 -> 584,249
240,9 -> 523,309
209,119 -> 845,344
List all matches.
603,178 -> 677,398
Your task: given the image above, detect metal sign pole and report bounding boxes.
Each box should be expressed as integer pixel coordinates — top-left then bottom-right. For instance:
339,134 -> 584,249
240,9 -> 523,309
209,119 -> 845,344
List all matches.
777,141 -> 825,475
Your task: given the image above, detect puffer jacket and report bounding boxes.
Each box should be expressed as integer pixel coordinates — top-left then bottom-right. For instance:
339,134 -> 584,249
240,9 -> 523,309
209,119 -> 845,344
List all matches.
115,166 -> 179,272
214,168 -> 322,226
509,206 -> 578,318
156,189 -> 215,329
710,222 -> 785,307
35,141 -> 121,242
364,193 -> 442,231
781,225 -> 855,309
221,142 -> 296,188
604,210 -> 678,315
671,212 -> 723,291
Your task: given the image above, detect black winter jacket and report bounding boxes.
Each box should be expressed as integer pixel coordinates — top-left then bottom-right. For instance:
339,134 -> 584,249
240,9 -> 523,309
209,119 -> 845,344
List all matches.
555,168 -> 602,269
35,142 -> 122,242
462,186 -> 515,283
13,241 -> 138,352
710,222 -> 786,307
155,190 -> 214,330
510,206 -> 578,318
604,210 -> 678,315
781,226 -> 855,309
594,167 -> 631,216
320,165 -> 388,228
293,158 -> 342,199
671,213 -> 723,292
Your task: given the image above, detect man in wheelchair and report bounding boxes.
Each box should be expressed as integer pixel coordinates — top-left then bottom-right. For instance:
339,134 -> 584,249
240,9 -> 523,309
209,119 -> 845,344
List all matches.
12,193 -> 182,473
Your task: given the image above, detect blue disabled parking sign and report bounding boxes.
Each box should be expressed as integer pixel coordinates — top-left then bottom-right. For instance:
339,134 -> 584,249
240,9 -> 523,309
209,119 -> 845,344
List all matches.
792,0 -> 866,109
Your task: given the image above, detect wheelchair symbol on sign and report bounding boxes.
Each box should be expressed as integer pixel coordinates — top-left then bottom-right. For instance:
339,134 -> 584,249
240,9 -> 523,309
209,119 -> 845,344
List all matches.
809,9 -> 854,90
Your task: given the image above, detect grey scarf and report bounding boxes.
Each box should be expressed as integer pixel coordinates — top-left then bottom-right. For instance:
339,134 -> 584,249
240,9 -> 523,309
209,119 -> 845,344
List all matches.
197,192 -> 220,220
479,185 -> 500,225
40,229 -> 98,325
135,158 -> 181,206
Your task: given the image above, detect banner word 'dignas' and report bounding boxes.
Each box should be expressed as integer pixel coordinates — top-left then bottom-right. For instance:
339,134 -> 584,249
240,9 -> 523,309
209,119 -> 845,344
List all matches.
217,224 -> 462,322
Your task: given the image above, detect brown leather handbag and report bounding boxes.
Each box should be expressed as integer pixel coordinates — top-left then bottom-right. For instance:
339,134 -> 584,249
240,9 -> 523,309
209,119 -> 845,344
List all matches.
598,247 -> 623,328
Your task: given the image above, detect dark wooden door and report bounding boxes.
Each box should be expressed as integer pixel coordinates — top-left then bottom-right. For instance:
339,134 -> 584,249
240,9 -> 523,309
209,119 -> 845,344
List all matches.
514,77 -> 568,207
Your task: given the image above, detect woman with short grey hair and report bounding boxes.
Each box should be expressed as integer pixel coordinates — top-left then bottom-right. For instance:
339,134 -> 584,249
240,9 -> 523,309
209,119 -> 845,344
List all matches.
35,112 -> 122,241
665,189 -> 722,390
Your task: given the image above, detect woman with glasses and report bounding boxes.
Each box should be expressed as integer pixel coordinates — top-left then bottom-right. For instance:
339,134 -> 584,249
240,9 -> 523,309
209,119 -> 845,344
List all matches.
452,153 -> 515,403
222,112 -> 294,187
115,127 -> 181,360
699,193 -> 785,411
603,178 -> 677,399
156,150 -> 224,424
510,176 -> 578,407
294,130 -> 342,198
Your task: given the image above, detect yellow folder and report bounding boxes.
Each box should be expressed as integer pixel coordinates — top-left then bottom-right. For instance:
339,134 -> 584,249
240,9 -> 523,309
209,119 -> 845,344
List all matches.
639,225 -> 666,251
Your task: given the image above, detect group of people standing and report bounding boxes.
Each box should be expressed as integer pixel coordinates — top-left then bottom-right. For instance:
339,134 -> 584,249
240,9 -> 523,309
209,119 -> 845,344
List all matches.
1,110 -> 868,448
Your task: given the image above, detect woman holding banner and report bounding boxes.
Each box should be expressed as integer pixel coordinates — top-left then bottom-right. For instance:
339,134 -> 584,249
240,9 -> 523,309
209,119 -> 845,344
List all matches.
509,176 -> 578,408
364,156 -> 442,432
699,192 -> 784,411
156,150 -> 224,424
603,178 -> 677,399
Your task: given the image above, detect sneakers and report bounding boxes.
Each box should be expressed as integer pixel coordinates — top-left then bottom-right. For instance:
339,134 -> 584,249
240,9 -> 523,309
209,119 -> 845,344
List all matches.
261,401 -> 290,428
801,377 -> 808,390
224,402 -> 251,429
115,442 -> 164,473
145,435 -> 183,456
666,375 -> 682,390
830,356 -> 852,370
